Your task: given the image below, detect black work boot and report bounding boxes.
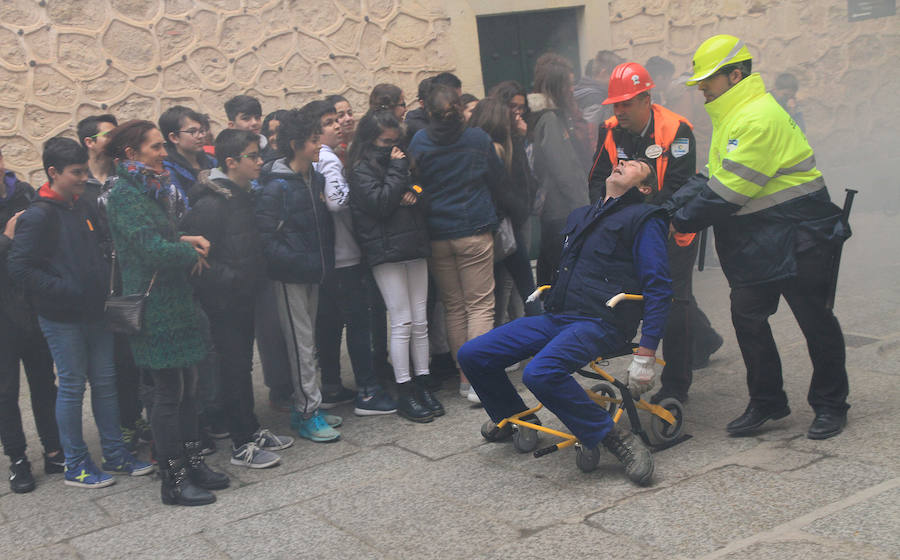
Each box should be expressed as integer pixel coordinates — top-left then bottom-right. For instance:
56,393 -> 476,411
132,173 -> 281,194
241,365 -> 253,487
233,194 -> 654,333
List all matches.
160,457 -> 216,506
396,381 -> 434,423
807,410 -> 847,440
726,402 -> 790,436
184,441 -> 230,490
9,457 -> 36,494
601,424 -> 654,486
414,375 -> 445,417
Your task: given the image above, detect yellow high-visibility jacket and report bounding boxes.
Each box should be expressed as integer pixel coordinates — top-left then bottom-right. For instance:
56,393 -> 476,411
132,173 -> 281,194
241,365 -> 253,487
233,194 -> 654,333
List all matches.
671,73 -> 848,287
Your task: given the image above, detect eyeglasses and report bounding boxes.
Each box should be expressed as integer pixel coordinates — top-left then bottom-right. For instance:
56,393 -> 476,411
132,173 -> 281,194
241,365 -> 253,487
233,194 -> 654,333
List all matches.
89,129 -> 112,139
239,152 -> 263,161
508,103 -> 526,115
179,128 -> 209,137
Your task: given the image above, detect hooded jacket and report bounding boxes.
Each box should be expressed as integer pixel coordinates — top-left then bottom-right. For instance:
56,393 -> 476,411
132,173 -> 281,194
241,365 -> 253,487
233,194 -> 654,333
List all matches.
314,144 -> 362,268
8,184 -> 109,323
255,158 -> 335,284
407,123 -> 500,241
526,93 -> 590,223
180,169 -> 264,313
349,150 -> 430,267
163,146 -> 217,201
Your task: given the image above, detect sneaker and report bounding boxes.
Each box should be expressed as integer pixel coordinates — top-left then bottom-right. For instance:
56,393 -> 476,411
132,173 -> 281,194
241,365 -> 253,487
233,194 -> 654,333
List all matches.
230,442 -> 280,469
320,386 -> 356,409
120,425 -> 138,452
294,410 -> 341,443
459,381 -> 472,399
354,389 -> 398,416
43,451 -> 65,475
323,413 -> 343,428
253,428 -> 294,451
466,386 -> 481,405
9,457 -> 36,493
102,450 -> 155,477
65,457 -> 115,488
135,417 -> 153,443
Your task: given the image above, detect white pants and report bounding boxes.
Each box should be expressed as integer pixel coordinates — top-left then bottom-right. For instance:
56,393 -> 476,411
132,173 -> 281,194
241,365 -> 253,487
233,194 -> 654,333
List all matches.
372,259 -> 430,384
273,282 -> 322,416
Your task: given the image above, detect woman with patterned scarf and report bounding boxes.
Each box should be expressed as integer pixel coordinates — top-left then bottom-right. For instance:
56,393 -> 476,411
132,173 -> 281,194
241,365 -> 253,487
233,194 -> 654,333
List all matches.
104,120 -> 228,507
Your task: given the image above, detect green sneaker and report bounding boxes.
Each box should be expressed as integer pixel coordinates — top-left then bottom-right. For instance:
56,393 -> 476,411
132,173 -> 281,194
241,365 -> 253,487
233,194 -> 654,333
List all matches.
120,426 -> 138,452
292,410 -> 340,443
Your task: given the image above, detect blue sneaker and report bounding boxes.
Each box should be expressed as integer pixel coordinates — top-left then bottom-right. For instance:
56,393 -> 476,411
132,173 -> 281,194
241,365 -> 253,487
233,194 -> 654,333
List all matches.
354,389 -> 398,416
102,450 -> 155,477
292,410 -> 341,442
65,457 -> 115,488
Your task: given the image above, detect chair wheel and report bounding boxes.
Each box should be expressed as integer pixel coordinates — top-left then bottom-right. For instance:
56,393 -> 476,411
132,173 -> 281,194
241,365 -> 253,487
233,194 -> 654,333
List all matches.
589,382 -> 620,416
650,397 -> 685,443
512,426 -> 539,453
575,444 -> 601,473
481,419 -> 513,442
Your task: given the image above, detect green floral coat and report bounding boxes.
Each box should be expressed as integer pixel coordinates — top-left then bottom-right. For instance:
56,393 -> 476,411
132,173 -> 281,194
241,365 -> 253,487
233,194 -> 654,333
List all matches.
106,170 -> 206,370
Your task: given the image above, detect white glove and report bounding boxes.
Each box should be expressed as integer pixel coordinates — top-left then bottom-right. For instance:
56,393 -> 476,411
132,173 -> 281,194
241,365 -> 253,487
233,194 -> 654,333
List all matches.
626,355 -> 656,398
526,286 -> 547,303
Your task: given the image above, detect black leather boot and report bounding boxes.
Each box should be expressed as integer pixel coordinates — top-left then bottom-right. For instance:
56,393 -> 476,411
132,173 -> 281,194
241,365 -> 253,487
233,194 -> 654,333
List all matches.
396,381 -> 434,423
184,441 -> 230,490
601,423 -> 654,486
160,457 -> 216,506
414,375 -> 445,417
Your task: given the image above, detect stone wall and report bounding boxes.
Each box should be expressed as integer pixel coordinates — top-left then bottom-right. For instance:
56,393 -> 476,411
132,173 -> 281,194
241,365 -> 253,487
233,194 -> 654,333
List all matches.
606,0 -> 900,172
0,0 -> 454,184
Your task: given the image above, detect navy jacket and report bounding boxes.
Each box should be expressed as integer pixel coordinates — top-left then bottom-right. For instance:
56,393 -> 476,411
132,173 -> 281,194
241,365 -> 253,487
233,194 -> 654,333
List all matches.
256,158 -> 335,284
349,152 -> 430,267
0,174 -> 38,330
408,125 -> 500,241
8,185 -> 110,323
545,187 -> 672,349
163,147 -> 217,201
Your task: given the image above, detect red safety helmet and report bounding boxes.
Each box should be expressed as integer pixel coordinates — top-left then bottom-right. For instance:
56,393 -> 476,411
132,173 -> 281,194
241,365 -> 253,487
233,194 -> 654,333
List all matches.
602,62 -> 655,105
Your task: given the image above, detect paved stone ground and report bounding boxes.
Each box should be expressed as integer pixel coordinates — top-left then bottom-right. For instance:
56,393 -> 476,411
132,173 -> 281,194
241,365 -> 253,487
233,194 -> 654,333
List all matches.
3,210 -> 898,559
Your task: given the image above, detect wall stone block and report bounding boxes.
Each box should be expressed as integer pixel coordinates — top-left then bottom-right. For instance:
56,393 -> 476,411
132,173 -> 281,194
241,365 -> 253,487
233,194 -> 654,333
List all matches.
336,0 -> 364,17
221,15 -> 264,54
283,54 -> 315,88
234,53 -> 261,83
33,66 -> 78,107
328,18 -> 363,52
297,32 -> 332,62
0,28 -> 28,67
0,136 -> 39,168
290,0 -> 342,33
385,13 -> 430,45
258,32 -> 296,64
47,0 -> 108,30
359,22 -> 385,64
83,67 -> 131,101
191,47 -> 230,85
57,34 -> 105,76
21,105 -> 70,139
156,18 -> 195,62
103,20 -> 156,69
110,0 -> 160,22
0,0 -> 42,27
0,68 -> 28,103
368,0 -> 398,21
318,62 -> 346,92
24,27 -> 56,64
0,108 -> 20,133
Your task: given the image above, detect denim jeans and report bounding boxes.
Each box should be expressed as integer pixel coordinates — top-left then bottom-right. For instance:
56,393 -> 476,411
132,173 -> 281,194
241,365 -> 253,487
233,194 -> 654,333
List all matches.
38,317 -> 127,468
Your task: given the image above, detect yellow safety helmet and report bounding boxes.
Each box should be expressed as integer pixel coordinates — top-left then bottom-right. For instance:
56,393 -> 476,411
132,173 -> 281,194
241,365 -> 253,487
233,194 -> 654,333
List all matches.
685,34 -> 752,86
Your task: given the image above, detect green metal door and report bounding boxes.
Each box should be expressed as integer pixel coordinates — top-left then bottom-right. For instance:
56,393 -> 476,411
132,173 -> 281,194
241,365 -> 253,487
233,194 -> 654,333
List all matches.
477,8 -> 581,94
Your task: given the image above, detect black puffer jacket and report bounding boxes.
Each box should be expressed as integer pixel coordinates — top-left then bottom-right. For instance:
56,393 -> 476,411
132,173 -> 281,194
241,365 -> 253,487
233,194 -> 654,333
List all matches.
349,152 -> 430,267
0,175 -> 38,330
180,169 -> 264,313
256,158 -> 335,284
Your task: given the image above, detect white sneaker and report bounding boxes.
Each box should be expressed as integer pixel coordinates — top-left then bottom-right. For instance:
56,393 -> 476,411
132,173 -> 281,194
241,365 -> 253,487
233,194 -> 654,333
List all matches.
230,442 -> 280,469
253,428 -> 294,451
459,382 -> 471,399
467,386 -> 481,404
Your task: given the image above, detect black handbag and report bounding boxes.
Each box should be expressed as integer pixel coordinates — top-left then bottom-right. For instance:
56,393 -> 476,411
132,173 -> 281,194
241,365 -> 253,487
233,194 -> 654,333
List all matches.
104,252 -> 157,335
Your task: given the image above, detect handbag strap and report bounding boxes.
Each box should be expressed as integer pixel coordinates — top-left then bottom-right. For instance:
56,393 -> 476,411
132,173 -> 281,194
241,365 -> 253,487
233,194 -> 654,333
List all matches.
110,251 -> 158,298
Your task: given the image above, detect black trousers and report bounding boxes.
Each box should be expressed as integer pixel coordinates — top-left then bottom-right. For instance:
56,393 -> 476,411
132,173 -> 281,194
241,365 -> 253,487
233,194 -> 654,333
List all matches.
148,367 -> 200,460
0,314 -> 61,460
113,333 -> 142,429
208,307 -> 260,448
368,272 -> 391,374
730,246 -> 849,413
659,236 -> 699,395
537,217 -> 567,286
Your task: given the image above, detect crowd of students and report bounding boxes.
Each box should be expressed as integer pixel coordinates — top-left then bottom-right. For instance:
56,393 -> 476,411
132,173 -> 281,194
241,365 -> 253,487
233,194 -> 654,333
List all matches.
1,53 -> 723,503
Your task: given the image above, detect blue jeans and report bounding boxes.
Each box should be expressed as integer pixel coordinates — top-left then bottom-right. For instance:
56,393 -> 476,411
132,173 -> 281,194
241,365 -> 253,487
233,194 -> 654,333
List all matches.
457,314 -> 623,448
38,317 -> 126,468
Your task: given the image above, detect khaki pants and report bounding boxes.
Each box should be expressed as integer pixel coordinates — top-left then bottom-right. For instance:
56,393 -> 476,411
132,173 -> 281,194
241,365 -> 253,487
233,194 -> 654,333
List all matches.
429,233 -> 495,361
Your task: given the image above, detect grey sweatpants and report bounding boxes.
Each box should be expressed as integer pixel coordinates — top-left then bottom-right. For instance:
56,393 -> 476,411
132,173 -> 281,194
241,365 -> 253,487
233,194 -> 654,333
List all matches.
273,281 -> 322,417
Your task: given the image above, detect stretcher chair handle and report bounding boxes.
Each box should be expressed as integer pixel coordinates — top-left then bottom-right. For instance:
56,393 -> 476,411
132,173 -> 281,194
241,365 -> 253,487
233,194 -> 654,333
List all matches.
605,293 -> 643,308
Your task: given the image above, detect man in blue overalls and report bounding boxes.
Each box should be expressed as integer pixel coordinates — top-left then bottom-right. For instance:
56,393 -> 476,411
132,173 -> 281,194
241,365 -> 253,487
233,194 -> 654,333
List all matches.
458,158 -> 671,486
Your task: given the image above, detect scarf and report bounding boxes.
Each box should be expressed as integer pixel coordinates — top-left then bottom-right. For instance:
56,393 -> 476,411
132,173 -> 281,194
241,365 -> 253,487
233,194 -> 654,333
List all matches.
117,160 -> 189,223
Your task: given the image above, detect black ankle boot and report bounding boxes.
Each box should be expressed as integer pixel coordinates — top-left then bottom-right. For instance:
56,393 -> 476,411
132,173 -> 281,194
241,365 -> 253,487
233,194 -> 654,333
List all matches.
601,424 -> 654,486
184,441 -> 229,490
161,457 -> 216,506
396,381 -> 434,423
414,375 -> 445,417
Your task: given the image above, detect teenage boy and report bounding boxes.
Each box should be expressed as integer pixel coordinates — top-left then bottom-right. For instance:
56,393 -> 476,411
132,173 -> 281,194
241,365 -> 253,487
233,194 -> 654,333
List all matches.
77,114 -> 118,192
307,100 -> 397,416
8,138 -> 152,488
159,105 -> 217,196
256,108 -> 341,442
181,129 -> 294,468
0,149 -> 64,493
324,94 -> 355,157
225,95 -> 264,142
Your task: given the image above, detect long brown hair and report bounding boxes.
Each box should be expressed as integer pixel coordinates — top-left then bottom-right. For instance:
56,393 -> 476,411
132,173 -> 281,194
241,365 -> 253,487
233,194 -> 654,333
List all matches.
467,98 -> 512,172
533,53 -> 576,116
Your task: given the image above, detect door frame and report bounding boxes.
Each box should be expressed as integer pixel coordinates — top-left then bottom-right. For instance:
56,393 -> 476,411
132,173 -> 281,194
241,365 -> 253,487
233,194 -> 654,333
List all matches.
444,0 -> 612,97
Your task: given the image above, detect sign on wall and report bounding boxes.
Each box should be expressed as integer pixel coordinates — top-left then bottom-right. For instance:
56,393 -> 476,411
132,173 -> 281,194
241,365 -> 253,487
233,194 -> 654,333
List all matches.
848,0 -> 896,21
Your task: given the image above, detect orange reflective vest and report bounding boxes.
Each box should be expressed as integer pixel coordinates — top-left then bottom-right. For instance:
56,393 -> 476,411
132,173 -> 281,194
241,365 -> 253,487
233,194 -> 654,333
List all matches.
597,104 -> 697,246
